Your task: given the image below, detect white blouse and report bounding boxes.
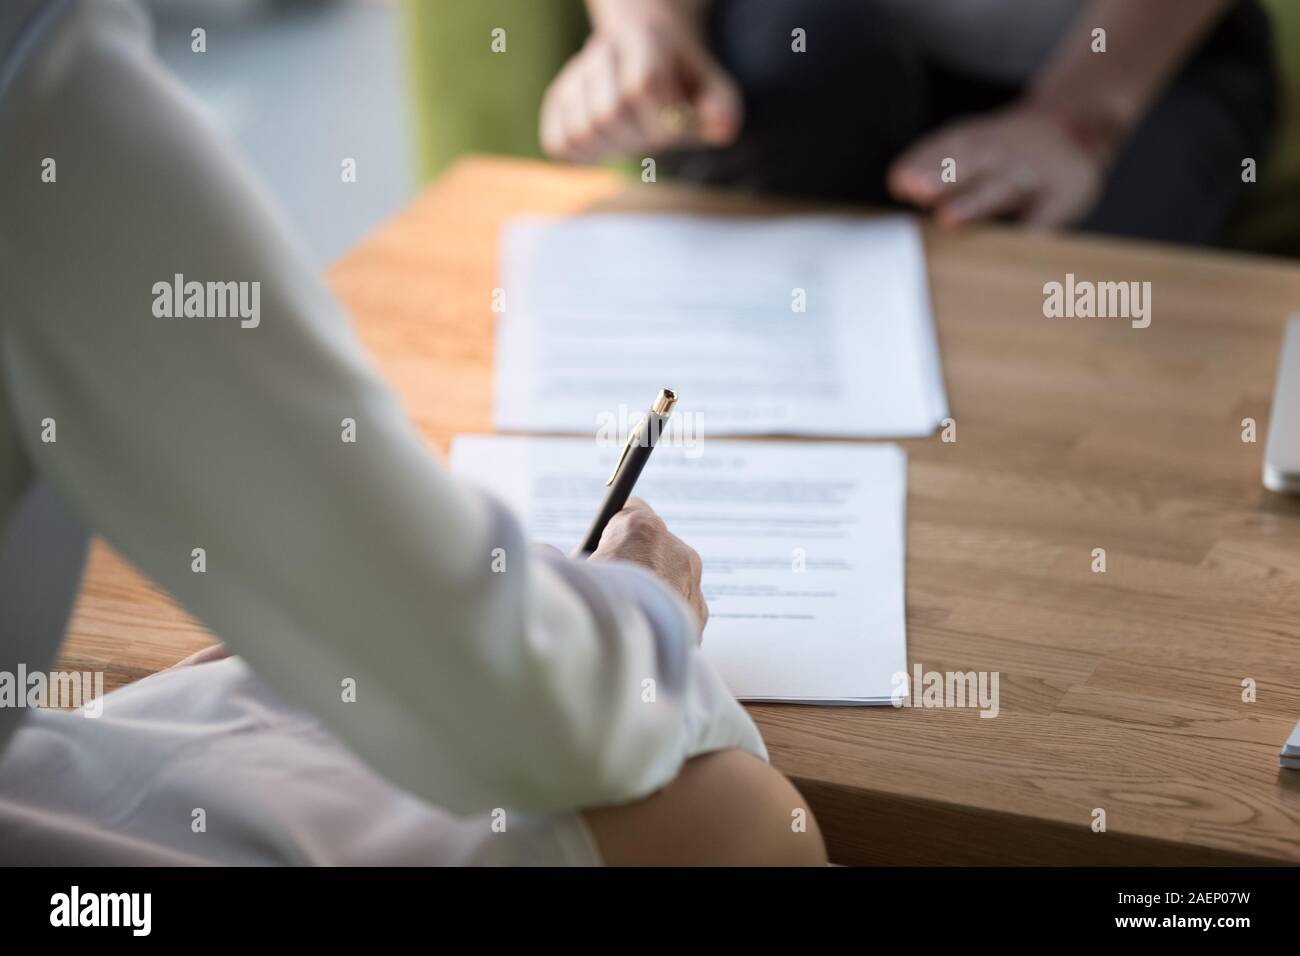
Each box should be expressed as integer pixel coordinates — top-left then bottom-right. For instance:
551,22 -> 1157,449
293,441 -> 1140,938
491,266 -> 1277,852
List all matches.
0,0 -> 764,846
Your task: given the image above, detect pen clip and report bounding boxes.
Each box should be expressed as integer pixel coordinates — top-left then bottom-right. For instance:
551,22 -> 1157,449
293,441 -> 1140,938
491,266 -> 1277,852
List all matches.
607,417 -> 643,486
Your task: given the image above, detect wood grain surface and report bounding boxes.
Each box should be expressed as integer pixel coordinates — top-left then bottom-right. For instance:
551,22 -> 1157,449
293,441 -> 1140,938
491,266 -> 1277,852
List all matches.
57,155 -> 1300,864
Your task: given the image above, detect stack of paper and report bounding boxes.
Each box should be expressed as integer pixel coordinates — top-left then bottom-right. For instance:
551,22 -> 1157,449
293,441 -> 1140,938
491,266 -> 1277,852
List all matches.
1282,719 -> 1300,769
476,212 -> 944,704
494,214 -> 947,438
452,436 -> 909,704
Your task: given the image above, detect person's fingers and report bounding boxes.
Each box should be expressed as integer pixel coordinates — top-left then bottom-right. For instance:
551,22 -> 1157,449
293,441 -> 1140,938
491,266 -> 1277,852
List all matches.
1023,165 -> 1097,230
617,32 -> 689,150
935,167 -> 1038,227
1022,192 -> 1075,230
683,51 -> 743,146
531,542 -> 565,558
581,42 -> 645,157
557,82 -> 607,163
545,31 -> 739,160
590,496 -> 708,630
887,140 -> 953,206
686,545 -> 709,634
888,132 -> 999,208
540,61 -> 586,159
543,50 -> 620,163
539,82 -> 569,158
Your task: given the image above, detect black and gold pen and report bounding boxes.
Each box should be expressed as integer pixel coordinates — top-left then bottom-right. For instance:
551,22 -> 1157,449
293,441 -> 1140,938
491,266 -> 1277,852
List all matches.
577,388 -> 677,556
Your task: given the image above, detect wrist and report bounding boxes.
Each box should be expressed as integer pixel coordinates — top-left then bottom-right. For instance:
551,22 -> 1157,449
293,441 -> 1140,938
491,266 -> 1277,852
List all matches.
1021,93 -> 1134,169
587,0 -> 708,34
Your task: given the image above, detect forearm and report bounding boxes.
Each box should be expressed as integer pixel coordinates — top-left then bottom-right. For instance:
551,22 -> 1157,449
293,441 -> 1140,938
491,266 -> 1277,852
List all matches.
1027,0 -> 1237,161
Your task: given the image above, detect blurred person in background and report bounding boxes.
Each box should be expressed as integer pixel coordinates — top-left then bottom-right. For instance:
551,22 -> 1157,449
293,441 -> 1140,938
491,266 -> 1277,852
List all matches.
541,0 -> 1277,245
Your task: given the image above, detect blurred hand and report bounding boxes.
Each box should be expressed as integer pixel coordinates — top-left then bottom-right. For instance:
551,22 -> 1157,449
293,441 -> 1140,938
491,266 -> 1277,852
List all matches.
590,497 -> 708,634
887,104 -> 1109,230
540,10 -> 742,164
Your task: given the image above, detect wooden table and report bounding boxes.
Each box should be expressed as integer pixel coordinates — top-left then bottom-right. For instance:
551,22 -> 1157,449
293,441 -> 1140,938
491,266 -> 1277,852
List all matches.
58,155 -> 1300,865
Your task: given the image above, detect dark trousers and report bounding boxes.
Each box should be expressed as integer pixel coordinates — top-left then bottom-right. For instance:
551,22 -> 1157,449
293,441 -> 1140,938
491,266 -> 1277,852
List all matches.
670,0 -> 1278,246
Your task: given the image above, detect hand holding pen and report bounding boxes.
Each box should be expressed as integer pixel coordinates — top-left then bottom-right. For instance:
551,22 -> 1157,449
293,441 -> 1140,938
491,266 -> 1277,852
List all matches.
578,389 -> 709,631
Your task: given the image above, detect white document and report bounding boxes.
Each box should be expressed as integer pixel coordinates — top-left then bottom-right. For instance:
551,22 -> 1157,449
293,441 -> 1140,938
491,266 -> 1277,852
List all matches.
495,214 -> 947,438
451,435 -> 909,704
